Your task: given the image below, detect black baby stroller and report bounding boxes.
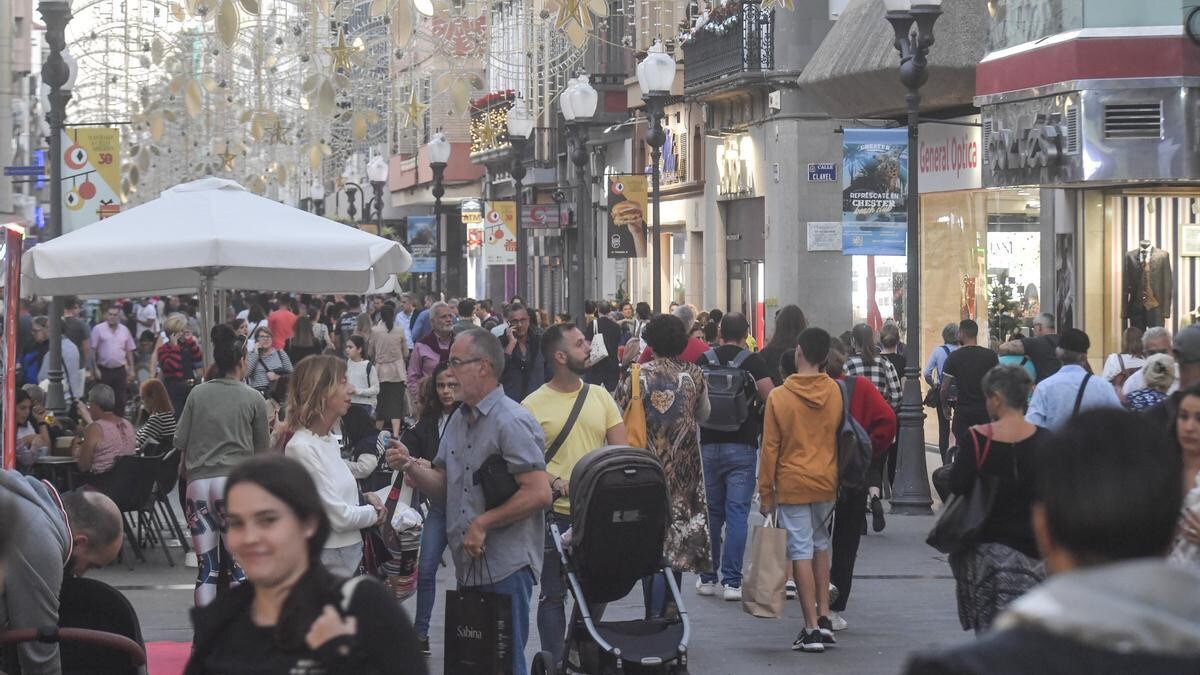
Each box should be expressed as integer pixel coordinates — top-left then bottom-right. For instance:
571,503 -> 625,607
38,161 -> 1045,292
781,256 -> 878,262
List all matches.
532,446 -> 691,675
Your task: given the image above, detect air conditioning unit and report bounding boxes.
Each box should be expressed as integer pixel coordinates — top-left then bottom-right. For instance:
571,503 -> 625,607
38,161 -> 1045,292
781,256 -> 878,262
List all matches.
768,90 -> 781,112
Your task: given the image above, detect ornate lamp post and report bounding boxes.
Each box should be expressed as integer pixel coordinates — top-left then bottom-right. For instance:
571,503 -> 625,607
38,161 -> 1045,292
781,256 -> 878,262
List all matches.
559,74 -> 599,325
637,40 -> 675,312
884,0 -> 942,515
505,98 -> 535,302
366,155 -> 389,234
39,0 -> 74,415
427,131 -> 452,293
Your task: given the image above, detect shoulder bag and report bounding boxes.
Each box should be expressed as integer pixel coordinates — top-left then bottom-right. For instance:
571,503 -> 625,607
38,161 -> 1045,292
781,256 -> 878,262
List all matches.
1072,373 -> 1093,418
623,363 -> 648,449
923,345 -> 952,408
587,319 -> 610,366
926,425 -> 999,554
545,385 -> 590,465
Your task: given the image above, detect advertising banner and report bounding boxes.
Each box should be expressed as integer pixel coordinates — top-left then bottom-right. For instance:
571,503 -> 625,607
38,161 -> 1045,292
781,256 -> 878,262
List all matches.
462,199 -> 484,255
61,128 -> 121,234
484,201 -> 517,266
522,203 -> 568,230
606,174 -> 648,258
3,225 -> 23,469
842,128 -> 907,256
407,215 -> 437,274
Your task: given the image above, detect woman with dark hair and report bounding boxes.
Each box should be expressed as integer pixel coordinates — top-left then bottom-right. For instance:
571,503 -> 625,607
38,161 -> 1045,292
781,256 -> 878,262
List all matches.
245,304 -> 268,353
1170,383 -> 1200,568
384,362 -> 460,655
185,454 -> 426,674
13,387 -> 49,470
285,316 -> 325,365
845,323 -> 903,531
136,378 -> 177,454
1102,325 -> 1146,382
247,326 -> 294,397
176,324 -> 273,606
340,404 -> 387,493
946,365 -> 1047,634
370,305 -> 409,436
283,356 -> 385,576
760,305 -> 808,386
615,314 -> 712,617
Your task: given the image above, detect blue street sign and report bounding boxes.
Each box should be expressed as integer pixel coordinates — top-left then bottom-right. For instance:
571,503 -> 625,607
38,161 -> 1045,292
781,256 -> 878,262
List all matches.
808,163 -> 837,182
3,165 -> 45,177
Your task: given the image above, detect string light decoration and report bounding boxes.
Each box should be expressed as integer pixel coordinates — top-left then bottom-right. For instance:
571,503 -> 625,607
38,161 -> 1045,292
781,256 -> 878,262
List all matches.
469,94 -> 514,155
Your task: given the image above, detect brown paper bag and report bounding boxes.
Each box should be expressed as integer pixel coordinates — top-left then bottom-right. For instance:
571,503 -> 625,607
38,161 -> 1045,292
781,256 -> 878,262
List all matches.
741,516 -> 788,619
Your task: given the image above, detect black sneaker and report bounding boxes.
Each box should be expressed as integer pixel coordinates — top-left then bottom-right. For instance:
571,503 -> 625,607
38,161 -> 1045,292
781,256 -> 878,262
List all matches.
791,628 -> 825,653
817,616 -> 838,647
418,636 -> 431,657
870,495 -> 886,532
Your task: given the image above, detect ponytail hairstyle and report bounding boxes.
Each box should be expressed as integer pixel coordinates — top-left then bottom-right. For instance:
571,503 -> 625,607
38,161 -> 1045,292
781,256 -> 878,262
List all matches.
380,305 -> 396,332
210,323 -> 246,378
851,323 -> 878,366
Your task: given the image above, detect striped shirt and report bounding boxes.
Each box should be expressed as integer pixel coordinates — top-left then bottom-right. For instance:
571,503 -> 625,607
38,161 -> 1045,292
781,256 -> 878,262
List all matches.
136,410 -> 177,450
845,355 -> 903,411
246,349 -> 293,392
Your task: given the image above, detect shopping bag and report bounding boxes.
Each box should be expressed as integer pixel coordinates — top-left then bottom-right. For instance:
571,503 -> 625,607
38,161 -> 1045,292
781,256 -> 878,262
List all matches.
445,586 -> 514,674
741,515 -> 789,619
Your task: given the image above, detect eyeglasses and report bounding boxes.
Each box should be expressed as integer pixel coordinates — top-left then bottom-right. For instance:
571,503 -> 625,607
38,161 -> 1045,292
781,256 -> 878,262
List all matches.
448,357 -> 483,369
509,318 -> 529,325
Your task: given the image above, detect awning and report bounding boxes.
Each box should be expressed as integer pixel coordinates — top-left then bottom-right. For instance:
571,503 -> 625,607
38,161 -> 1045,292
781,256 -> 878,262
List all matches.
797,0 -> 987,119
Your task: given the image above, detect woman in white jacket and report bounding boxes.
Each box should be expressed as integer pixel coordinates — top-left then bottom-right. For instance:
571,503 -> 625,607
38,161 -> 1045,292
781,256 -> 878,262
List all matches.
282,355 -> 385,576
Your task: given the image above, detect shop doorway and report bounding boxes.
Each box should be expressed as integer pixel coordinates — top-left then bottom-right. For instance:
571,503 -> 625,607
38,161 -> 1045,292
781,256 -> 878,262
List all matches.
728,260 -> 765,346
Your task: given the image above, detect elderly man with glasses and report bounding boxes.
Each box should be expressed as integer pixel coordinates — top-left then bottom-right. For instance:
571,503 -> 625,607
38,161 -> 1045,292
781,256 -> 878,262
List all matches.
391,327 -> 552,675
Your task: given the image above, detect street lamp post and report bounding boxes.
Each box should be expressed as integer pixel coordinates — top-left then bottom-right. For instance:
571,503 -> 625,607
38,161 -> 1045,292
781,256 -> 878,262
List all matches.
559,74 -> 599,326
506,98 -> 535,302
427,131 -> 452,295
310,178 -> 326,215
39,0 -> 74,415
884,0 -> 941,515
367,155 -> 389,235
637,40 -> 675,313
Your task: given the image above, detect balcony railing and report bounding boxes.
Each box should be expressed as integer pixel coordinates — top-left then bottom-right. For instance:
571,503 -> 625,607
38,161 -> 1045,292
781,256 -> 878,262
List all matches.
682,1 -> 774,94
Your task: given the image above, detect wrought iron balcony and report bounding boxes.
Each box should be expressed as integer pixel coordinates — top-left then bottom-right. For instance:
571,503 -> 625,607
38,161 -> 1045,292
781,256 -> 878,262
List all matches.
682,1 -> 774,95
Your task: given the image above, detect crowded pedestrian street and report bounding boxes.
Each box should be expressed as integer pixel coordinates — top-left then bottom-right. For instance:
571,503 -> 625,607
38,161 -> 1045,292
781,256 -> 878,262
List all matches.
4,0 -> 1200,674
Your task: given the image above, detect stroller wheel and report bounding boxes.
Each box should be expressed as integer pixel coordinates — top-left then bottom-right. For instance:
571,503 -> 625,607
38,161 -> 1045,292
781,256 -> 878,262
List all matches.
532,650 -> 558,675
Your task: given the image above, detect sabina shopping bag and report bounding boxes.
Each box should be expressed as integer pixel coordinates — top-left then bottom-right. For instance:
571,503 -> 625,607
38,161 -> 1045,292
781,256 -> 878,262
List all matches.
741,514 -> 789,619
445,587 -> 514,674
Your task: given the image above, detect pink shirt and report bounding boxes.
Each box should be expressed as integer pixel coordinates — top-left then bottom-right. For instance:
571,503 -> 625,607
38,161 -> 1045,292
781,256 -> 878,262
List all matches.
89,417 -> 136,474
89,322 -> 136,368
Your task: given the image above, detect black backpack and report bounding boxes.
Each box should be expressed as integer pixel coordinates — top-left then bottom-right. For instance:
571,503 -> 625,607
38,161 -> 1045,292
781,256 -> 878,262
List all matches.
699,348 -> 754,432
836,378 -> 874,492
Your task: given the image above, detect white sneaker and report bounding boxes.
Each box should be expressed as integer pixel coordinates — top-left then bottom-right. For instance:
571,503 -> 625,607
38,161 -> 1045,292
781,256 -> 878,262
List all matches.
722,585 -> 742,601
695,578 -> 716,596
826,611 -> 848,631
785,580 -> 798,600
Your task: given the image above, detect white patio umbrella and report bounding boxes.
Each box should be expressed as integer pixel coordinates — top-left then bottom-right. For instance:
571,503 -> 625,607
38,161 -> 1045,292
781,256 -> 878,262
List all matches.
21,177 -> 411,362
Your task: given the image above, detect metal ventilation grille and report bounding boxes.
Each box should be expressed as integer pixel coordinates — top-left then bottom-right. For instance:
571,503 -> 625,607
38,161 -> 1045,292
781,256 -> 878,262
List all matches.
981,118 -> 992,167
1064,106 -> 1080,154
1103,103 -> 1162,139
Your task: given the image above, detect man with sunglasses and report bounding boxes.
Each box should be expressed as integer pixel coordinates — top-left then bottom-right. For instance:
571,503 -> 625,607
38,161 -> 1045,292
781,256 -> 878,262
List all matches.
393,327 -> 552,675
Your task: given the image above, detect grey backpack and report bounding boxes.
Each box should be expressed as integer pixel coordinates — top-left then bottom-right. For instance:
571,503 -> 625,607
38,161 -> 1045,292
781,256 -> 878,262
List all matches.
700,348 -> 754,432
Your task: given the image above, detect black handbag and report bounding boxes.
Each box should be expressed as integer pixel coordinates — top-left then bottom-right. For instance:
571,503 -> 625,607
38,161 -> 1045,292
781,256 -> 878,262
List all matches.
473,452 -> 519,511
927,426 -> 998,555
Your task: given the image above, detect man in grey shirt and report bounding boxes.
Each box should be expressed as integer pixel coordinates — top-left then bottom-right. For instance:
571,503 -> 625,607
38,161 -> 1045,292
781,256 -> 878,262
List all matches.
393,327 -> 552,675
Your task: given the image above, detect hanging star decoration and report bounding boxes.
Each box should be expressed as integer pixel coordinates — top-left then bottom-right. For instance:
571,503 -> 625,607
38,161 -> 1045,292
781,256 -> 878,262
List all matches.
217,150 -> 237,171
265,118 -> 289,145
325,28 -> 354,73
554,0 -> 592,30
760,0 -> 794,10
399,88 -> 428,128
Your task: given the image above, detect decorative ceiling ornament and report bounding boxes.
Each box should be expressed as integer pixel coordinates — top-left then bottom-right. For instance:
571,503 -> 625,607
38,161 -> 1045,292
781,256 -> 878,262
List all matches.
265,118 -> 289,144
325,28 -> 354,73
760,0 -> 794,10
217,149 -> 237,171
399,87 -> 428,128
216,0 -> 239,47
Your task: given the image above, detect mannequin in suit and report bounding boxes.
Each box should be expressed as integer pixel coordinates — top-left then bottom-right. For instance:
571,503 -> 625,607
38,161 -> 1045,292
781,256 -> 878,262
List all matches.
1123,240 -> 1173,329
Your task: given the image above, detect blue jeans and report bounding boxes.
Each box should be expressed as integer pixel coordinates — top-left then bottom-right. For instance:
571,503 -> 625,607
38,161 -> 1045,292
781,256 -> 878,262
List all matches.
537,512 -> 572,663
414,502 -> 448,639
470,566 -> 536,675
699,442 -> 758,588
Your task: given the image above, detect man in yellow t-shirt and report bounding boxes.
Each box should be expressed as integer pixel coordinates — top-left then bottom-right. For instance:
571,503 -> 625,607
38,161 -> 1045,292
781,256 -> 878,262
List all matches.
522,323 -> 626,663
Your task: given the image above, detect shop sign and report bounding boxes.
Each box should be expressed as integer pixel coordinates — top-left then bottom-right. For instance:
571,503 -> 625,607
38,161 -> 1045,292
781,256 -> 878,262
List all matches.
987,111 -> 1068,174
918,121 -> 981,193
606,175 -> 648,258
483,201 -> 517,266
842,128 -> 907,256
808,164 -> 837,182
717,134 -> 755,200
521,203 -> 568,229
462,199 -> 484,256
406,215 -> 437,274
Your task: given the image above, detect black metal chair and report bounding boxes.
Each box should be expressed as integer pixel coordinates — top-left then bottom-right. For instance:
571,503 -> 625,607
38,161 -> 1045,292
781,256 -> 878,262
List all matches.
58,576 -> 147,675
151,445 -> 190,555
88,455 -> 171,567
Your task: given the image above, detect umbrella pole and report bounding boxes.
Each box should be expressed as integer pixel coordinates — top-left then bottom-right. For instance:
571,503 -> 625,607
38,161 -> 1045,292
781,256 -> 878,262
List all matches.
199,273 -> 213,372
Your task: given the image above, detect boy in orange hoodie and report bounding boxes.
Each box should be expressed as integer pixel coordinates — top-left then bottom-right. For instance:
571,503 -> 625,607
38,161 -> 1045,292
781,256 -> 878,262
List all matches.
759,327 -> 842,653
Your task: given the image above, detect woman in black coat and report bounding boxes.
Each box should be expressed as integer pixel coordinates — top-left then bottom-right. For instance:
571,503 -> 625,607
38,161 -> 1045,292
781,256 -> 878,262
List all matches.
185,455 -> 426,675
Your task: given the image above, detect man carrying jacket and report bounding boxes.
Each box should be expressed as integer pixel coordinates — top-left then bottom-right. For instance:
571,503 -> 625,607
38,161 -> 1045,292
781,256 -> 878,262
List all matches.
0,470 -> 124,674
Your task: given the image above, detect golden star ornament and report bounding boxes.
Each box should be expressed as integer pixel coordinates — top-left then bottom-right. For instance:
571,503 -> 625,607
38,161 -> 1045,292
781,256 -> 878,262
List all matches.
325,28 -> 354,73
400,88 -> 428,128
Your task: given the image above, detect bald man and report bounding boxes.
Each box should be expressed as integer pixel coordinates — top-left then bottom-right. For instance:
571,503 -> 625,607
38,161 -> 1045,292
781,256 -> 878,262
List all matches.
0,470 -> 123,674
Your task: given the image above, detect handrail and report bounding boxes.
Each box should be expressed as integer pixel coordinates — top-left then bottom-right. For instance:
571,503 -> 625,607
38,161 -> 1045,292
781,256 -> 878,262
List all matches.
0,627 -> 148,666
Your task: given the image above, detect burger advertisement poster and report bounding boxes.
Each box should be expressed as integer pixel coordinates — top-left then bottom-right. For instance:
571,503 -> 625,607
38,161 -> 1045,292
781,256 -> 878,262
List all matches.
607,174 -> 648,258
484,200 -> 518,266
841,128 -> 908,257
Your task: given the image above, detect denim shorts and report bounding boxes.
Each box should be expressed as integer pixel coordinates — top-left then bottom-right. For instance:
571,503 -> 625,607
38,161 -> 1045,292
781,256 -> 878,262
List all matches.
777,501 -> 835,561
